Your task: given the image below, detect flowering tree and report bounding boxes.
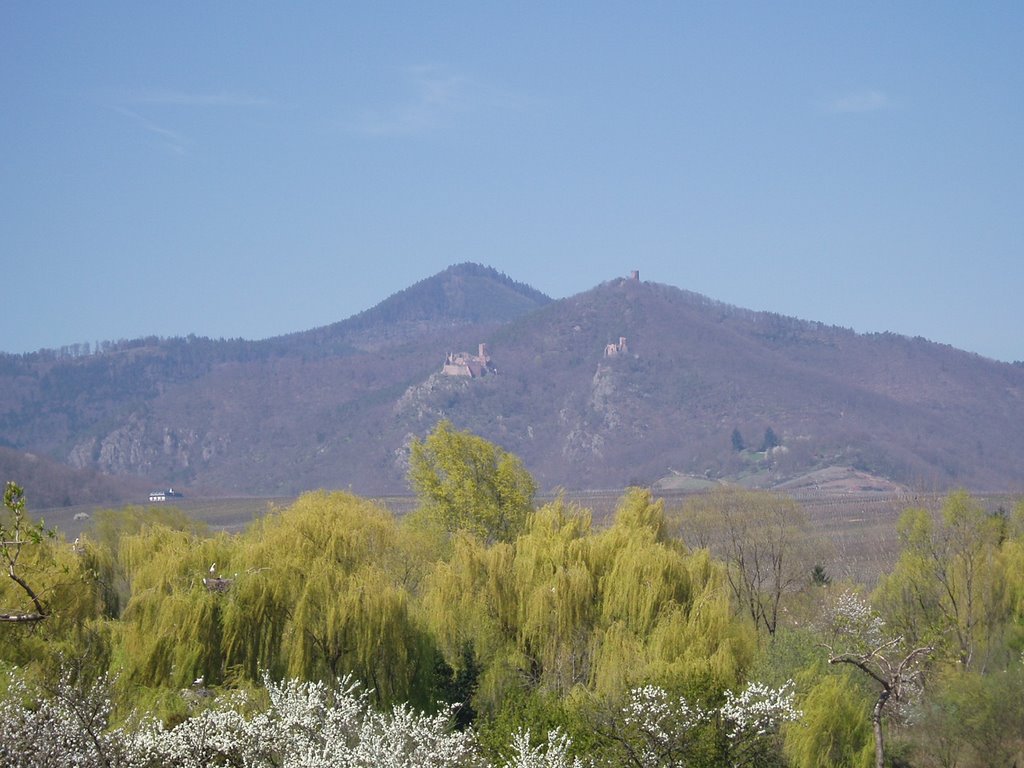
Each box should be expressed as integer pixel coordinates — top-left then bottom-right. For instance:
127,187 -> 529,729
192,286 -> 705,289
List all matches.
122,673 -> 483,768
498,729 -> 590,768
0,665 -> 482,768
719,681 -> 802,766
599,681 -> 800,767
611,685 -> 711,767
0,666 -> 119,768
0,665 -> 799,768
821,591 -> 932,768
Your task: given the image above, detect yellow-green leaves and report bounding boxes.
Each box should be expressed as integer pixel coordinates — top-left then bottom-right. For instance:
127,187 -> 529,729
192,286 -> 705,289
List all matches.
875,491 -> 1010,670
1,481 -> 53,624
113,491 -> 437,706
782,673 -> 874,768
423,489 -> 753,713
409,420 -> 536,544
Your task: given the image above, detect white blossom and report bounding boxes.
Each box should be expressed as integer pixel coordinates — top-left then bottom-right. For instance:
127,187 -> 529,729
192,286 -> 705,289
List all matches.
0,667 -> 802,768
617,684 -> 712,766
495,728 -> 589,768
826,590 -> 887,648
120,673 -> 482,768
611,681 -> 801,768
0,666 -> 119,768
720,680 -> 801,743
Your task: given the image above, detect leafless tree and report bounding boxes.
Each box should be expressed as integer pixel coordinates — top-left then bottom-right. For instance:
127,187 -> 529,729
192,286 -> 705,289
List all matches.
821,591 -> 933,768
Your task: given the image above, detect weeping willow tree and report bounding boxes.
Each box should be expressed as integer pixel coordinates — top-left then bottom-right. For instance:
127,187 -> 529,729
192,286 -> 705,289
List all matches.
219,491 -> 438,706
110,492 -> 437,706
513,499 -> 595,696
782,671 -> 874,768
112,523 -> 238,691
423,531 -> 519,708
587,488 -> 753,698
423,488 -> 754,716
423,497 -> 599,710
86,504 -> 210,620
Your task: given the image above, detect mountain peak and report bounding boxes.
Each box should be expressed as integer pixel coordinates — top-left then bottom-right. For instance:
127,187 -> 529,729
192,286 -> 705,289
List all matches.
353,262 -> 551,326
266,264 -> 552,355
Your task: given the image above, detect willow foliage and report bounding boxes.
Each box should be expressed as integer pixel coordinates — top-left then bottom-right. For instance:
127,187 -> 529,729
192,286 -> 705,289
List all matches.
595,523 -> 690,636
113,524 -> 236,689
110,492 -> 438,707
222,491 -> 436,705
81,504 -> 210,622
514,499 -> 595,694
644,553 -> 750,692
782,672 -> 873,768
423,533 -> 520,706
424,488 -> 753,714
589,489 -> 752,697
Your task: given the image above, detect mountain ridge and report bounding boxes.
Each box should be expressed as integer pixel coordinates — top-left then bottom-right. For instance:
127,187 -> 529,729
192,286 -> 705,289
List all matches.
2,265 -> 1022,501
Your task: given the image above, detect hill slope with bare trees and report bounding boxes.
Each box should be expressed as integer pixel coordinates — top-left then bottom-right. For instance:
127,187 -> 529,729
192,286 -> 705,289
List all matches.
2,265 -> 1022,501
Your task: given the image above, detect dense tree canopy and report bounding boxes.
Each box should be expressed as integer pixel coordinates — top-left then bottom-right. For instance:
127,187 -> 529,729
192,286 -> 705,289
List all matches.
113,491 -> 440,707
1,444 -> 1022,767
424,488 -> 755,724
409,420 -> 536,544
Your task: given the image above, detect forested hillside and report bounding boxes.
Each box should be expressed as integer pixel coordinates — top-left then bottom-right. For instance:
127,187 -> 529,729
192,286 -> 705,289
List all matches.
1,425 -> 1022,766
2,264 -> 1024,504
0,447 -> 149,508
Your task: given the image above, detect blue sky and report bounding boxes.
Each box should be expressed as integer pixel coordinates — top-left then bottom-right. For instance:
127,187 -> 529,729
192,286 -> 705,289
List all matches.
3,3 -> 1022,361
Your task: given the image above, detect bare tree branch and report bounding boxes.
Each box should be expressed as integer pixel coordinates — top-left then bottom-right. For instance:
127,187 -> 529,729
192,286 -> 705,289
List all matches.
1,481 -> 51,623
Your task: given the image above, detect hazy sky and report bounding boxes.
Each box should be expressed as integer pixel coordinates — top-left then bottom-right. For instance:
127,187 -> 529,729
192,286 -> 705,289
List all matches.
3,3 -> 1022,361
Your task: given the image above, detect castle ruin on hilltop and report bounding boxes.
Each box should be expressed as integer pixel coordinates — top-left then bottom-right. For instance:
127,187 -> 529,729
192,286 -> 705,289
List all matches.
604,337 -> 628,357
442,343 -> 496,378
